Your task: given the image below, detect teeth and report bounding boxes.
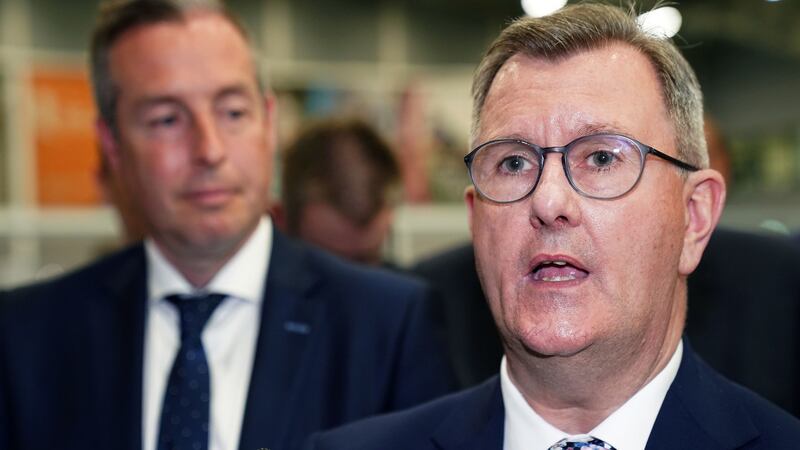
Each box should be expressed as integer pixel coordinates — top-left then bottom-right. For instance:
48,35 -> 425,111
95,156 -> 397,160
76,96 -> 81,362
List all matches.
541,273 -> 577,282
553,261 -> 567,266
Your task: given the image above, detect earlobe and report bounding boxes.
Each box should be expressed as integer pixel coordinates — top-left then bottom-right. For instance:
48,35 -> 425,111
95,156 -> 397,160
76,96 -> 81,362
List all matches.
96,119 -> 121,171
679,169 -> 727,275
464,186 -> 476,234
270,202 -> 287,232
261,90 -> 278,148
262,90 -> 276,128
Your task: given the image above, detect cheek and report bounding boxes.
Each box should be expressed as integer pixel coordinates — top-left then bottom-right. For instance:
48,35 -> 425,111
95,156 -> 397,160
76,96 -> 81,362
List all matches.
596,196 -> 685,309
126,139 -> 187,181
471,204 -> 529,305
233,137 -> 272,191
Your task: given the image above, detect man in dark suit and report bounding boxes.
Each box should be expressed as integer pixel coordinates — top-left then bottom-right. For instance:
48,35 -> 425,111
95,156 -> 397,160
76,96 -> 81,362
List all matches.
414,227 -> 800,416
306,4 -> 800,449
0,1 -> 453,449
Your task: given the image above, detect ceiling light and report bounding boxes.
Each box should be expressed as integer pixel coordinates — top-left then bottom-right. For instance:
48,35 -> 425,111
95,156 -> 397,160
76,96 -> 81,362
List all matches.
521,0 -> 568,18
637,6 -> 682,39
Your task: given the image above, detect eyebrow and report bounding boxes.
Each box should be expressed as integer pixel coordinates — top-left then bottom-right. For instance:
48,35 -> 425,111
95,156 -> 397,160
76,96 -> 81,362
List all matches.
573,122 -> 635,137
132,83 -> 257,111
214,84 -> 257,102
133,96 -> 181,113
492,121 -> 637,144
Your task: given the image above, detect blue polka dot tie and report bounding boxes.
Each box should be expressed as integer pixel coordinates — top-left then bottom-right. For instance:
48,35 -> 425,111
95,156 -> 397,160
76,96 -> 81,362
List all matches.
157,293 -> 226,450
549,435 -> 617,450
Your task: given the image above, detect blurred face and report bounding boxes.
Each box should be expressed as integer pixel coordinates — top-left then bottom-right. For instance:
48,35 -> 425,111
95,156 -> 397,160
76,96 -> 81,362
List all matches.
297,202 -> 392,266
103,12 -> 274,261
466,44 -> 690,360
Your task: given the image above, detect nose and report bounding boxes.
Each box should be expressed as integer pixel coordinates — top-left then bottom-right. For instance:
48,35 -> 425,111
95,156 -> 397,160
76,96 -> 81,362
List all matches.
527,153 -> 581,229
191,111 -> 226,167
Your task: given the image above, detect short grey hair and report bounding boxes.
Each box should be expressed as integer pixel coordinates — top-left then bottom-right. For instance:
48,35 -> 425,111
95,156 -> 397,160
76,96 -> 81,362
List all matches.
471,2 -> 707,168
89,0 -> 254,132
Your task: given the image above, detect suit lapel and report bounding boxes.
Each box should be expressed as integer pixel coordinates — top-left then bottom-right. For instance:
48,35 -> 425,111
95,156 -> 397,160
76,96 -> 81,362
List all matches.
89,246 -> 148,450
646,341 -> 759,450
431,377 -> 505,450
238,230 -> 320,450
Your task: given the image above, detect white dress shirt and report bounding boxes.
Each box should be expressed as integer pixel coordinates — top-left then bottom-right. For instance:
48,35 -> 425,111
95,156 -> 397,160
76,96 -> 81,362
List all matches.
501,341 -> 683,450
143,217 -> 272,450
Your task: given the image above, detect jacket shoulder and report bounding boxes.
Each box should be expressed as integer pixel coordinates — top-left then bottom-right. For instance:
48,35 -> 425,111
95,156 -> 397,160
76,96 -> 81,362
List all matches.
292,236 -> 430,307
306,378 -> 501,450
1,244 -> 144,313
723,375 -> 800,446
653,344 -> 800,449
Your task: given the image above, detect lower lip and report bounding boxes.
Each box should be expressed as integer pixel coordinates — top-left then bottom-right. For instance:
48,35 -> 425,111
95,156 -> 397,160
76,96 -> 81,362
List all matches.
184,189 -> 236,207
525,272 -> 589,287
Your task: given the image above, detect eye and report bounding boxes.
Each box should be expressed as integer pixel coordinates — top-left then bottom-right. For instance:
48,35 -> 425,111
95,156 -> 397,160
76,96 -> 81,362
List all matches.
225,108 -> 247,120
499,155 -> 533,174
147,114 -> 178,128
588,150 -> 616,168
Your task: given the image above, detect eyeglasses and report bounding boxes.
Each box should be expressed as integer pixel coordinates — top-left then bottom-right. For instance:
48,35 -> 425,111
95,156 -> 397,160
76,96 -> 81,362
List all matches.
464,133 -> 698,203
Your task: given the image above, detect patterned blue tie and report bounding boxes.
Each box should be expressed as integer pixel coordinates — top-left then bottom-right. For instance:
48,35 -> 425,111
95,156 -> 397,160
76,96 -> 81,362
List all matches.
157,293 -> 226,450
549,435 -> 617,450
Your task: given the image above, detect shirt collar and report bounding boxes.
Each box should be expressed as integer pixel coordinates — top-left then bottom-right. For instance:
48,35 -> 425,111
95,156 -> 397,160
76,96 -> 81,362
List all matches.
501,340 -> 683,450
145,216 -> 272,305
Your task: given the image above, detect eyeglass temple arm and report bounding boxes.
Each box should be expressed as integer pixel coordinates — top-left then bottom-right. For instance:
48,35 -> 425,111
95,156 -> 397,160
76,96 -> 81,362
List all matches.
648,147 -> 699,172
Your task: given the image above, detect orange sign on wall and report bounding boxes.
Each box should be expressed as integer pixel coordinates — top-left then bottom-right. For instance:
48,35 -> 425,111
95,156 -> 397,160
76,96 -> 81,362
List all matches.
31,67 -> 100,206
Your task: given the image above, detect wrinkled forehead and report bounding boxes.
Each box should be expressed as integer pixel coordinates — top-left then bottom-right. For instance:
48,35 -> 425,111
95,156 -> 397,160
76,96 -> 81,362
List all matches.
477,44 -> 673,149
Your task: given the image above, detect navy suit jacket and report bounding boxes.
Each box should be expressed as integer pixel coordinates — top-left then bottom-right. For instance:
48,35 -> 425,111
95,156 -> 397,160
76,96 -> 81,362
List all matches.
305,342 -> 800,450
0,229 -> 454,450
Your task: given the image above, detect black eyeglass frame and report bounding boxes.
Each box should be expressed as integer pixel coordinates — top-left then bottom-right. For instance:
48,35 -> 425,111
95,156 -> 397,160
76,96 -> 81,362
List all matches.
463,133 -> 699,203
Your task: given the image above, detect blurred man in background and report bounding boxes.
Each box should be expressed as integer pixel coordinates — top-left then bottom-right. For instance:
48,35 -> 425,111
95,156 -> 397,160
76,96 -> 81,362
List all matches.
0,1 -> 453,449
275,119 -> 401,266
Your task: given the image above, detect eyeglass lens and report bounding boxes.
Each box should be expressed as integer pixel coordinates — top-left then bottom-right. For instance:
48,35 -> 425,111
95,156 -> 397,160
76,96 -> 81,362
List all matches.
469,135 -> 645,202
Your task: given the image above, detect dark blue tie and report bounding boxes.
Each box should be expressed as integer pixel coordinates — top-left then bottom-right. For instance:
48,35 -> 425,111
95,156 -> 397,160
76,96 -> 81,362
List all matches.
157,293 -> 226,450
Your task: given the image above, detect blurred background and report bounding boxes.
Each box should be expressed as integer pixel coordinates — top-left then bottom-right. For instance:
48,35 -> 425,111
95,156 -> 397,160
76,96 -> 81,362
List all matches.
0,0 -> 799,287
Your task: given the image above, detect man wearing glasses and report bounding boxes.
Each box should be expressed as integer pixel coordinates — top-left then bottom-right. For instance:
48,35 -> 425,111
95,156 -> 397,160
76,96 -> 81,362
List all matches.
306,3 -> 800,449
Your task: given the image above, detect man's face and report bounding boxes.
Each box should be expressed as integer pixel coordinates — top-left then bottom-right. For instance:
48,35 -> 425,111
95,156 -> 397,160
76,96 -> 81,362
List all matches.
297,202 -> 393,266
466,44 -> 693,359
103,12 -> 274,259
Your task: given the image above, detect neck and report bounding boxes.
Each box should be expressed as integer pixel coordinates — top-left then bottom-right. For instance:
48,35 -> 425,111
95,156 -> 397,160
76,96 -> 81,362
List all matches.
152,223 -> 258,288
506,293 -> 686,434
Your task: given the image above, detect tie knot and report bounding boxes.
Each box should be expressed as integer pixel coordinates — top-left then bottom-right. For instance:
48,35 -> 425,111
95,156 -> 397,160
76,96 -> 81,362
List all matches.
165,293 -> 226,342
549,435 -> 616,450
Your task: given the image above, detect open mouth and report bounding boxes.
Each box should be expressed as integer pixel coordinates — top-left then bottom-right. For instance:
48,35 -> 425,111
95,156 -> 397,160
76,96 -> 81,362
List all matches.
531,259 -> 589,282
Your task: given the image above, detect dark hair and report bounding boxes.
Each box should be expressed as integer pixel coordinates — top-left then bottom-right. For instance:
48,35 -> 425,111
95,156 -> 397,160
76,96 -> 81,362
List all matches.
281,119 -> 401,233
89,0 -> 253,131
472,2 -> 707,168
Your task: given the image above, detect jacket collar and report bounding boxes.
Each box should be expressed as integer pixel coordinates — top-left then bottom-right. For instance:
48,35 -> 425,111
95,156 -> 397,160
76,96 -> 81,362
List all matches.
238,229 -> 322,450
646,339 -> 760,449
428,339 -> 764,450
431,376 -> 505,450
96,244 -> 148,450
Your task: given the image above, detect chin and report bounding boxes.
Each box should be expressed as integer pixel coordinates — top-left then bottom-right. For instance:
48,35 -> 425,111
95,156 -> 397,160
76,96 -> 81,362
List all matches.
181,220 -> 248,251
511,320 -> 595,358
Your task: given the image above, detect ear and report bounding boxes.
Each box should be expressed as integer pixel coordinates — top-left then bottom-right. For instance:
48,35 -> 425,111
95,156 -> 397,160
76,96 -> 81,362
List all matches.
464,185 -> 477,234
270,201 -> 288,232
261,90 -> 277,143
96,118 -> 121,172
679,169 -> 727,276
